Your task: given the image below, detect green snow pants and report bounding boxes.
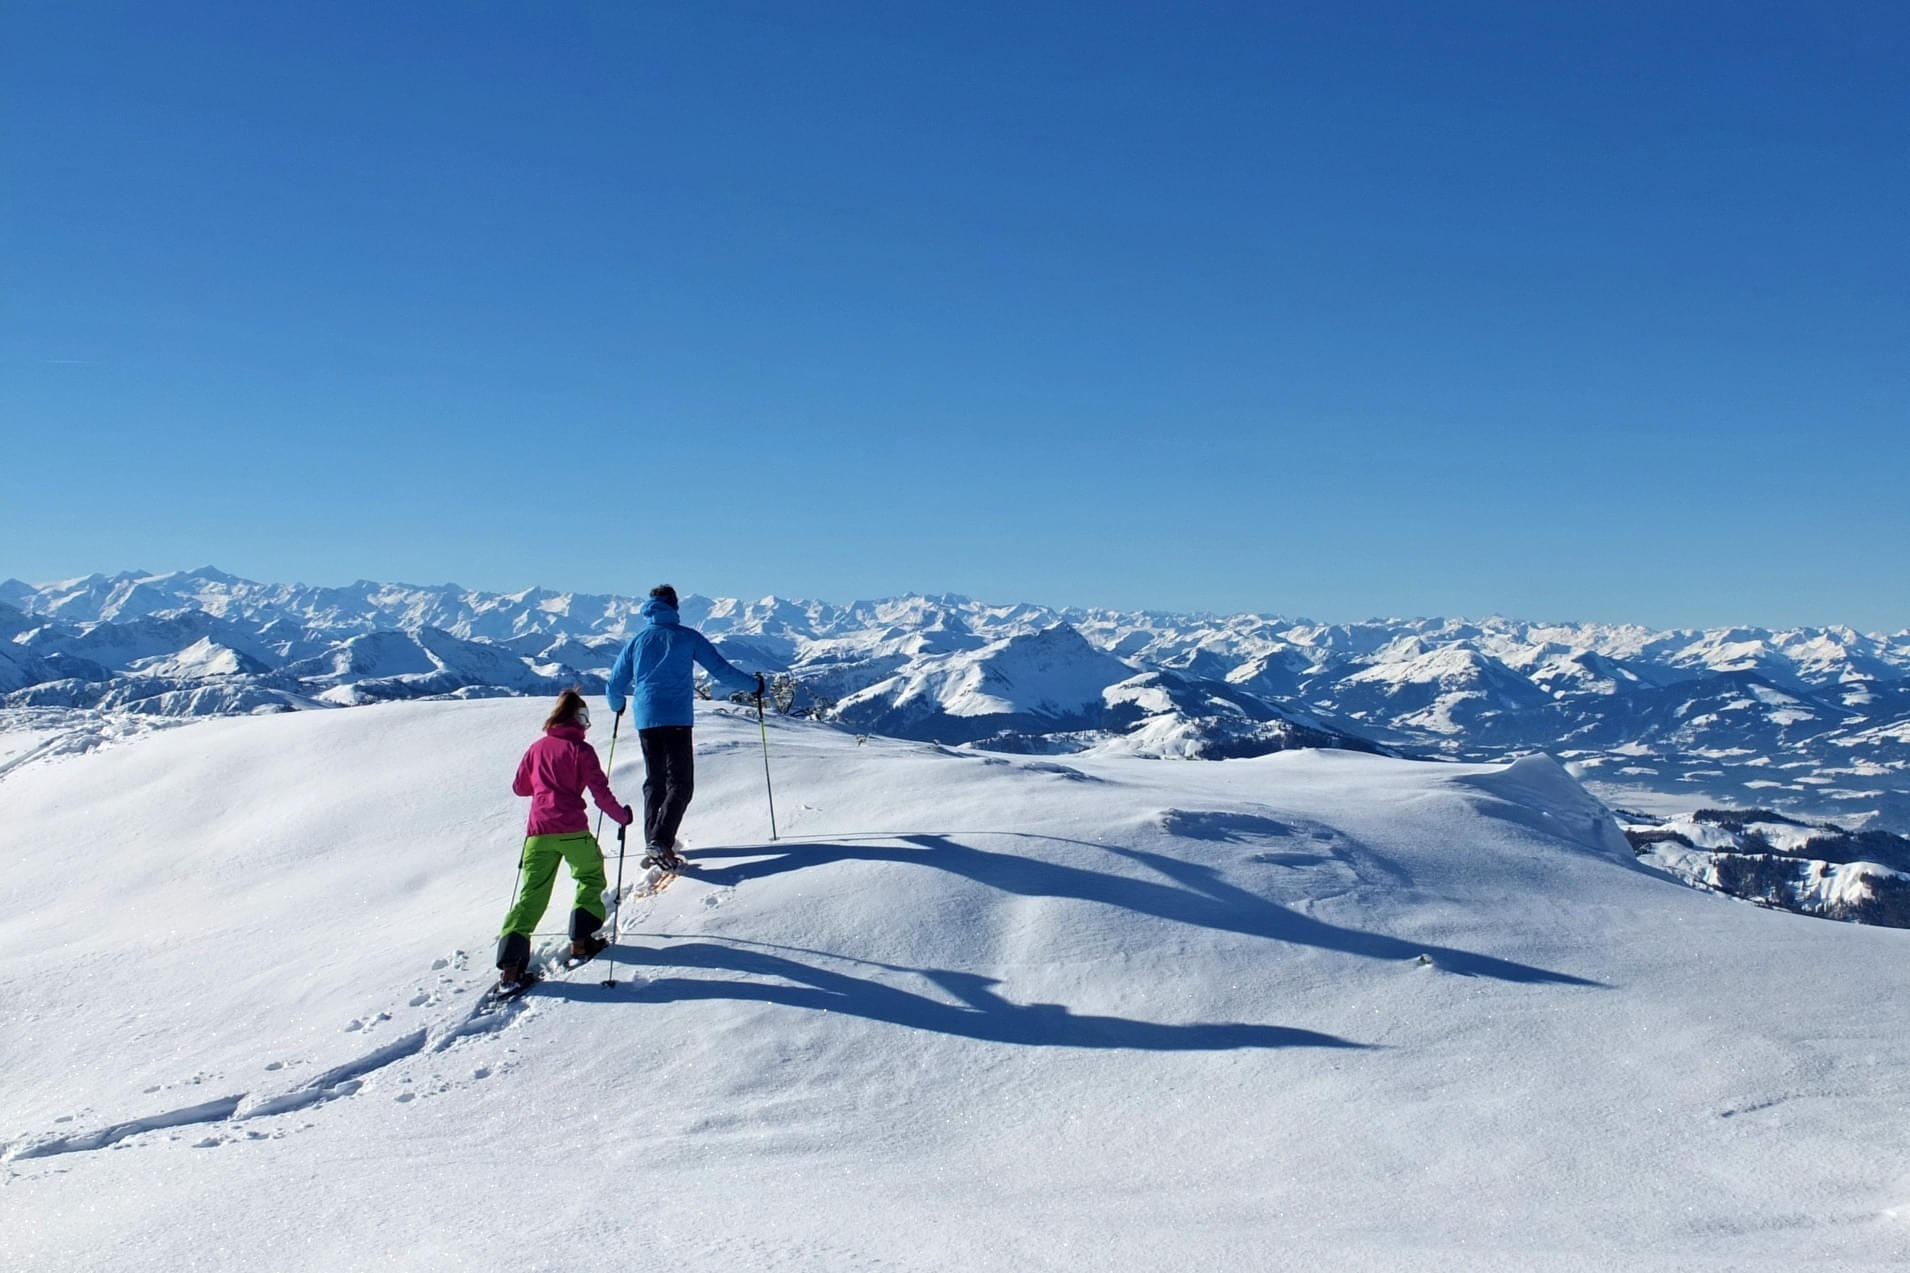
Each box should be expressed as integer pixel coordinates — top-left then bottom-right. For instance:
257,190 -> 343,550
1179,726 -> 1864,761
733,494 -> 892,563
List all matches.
499,832 -> 608,948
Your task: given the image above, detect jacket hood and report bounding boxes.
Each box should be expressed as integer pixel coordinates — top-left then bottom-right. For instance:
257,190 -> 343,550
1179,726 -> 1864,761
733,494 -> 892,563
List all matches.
546,722 -> 588,741
640,597 -> 681,626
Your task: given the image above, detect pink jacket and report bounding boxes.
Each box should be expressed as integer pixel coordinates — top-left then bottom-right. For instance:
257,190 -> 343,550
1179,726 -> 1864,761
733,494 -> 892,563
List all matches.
513,723 -> 632,837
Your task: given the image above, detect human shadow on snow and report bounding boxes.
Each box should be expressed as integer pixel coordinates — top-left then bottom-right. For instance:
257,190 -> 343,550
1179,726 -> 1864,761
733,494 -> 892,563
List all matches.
687,834 -> 1603,988
545,939 -> 1365,1051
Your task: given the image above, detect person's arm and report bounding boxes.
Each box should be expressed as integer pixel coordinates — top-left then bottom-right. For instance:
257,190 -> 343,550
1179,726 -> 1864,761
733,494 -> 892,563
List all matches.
605,638 -> 635,715
580,745 -> 632,825
692,631 -> 760,697
512,747 -> 535,798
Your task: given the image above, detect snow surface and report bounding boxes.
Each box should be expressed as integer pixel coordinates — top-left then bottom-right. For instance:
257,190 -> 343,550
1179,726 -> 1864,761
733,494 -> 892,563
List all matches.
3,700 -> 1908,1271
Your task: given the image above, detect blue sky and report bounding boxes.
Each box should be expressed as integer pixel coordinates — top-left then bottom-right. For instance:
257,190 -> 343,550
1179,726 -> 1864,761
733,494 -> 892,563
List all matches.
5,1 -> 1906,630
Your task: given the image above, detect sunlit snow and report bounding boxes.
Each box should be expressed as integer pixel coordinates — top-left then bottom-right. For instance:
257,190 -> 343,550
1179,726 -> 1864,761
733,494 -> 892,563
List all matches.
3,699 -> 1907,1270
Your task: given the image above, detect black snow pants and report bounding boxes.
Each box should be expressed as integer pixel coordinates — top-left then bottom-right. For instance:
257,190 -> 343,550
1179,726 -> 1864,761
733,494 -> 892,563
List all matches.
638,725 -> 696,851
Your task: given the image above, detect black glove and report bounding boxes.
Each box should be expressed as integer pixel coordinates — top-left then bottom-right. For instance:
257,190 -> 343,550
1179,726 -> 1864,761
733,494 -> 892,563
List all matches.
622,804 -> 635,823
754,673 -> 766,699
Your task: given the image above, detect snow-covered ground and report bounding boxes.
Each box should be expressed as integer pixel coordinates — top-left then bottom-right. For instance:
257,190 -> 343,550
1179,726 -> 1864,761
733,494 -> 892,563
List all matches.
0,721 -> 61,770
2,699 -> 1907,1271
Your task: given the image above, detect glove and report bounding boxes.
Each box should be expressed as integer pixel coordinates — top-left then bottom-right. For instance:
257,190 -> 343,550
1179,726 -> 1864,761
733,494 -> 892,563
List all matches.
622,804 -> 635,824
754,673 -> 766,699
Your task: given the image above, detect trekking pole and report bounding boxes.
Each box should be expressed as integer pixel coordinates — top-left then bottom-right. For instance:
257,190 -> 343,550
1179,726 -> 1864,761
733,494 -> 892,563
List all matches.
756,682 -> 779,841
602,820 -> 627,988
595,707 -> 626,988
591,708 -> 624,845
502,843 -> 526,920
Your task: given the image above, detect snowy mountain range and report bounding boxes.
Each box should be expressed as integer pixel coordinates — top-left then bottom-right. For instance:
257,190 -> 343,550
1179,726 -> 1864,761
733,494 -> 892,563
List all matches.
6,568 -> 1909,834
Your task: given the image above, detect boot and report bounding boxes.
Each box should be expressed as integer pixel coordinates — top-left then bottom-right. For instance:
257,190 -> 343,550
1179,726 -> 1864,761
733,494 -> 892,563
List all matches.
641,843 -> 687,872
569,935 -> 608,964
495,931 -> 533,989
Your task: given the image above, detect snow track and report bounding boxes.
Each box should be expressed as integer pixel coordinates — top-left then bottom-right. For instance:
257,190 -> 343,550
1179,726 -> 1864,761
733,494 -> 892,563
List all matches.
9,1096 -> 248,1161
11,1022 -> 458,1161
4,854 -> 699,1164
235,1028 -> 431,1119
11,1024 -> 440,1160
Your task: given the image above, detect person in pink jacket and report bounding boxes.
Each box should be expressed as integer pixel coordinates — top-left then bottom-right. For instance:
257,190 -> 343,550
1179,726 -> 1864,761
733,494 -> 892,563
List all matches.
496,689 -> 633,990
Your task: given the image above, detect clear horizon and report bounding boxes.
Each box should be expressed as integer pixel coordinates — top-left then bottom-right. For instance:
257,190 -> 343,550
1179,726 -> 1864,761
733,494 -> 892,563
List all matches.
6,3 -> 1906,631
9,562 -> 1908,637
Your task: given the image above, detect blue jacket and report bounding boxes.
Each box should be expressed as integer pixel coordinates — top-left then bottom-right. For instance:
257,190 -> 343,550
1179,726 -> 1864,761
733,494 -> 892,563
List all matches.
605,598 -> 758,729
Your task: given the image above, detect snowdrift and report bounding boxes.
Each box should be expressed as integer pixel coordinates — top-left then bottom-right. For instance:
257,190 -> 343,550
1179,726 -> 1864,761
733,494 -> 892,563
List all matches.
2,700 -> 1906,1271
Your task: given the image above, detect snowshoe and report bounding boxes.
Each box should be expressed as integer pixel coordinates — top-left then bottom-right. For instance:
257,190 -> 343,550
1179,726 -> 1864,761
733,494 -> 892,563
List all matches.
485,966 -> 542,1007
640,845 -> 687,872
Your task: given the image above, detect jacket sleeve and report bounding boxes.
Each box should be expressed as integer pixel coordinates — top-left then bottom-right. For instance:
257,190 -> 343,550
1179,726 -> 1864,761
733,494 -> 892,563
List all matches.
692,631 -> 759,696
605,638 -> 635,715
512,747 -> 535,798
580,744 -> 631,824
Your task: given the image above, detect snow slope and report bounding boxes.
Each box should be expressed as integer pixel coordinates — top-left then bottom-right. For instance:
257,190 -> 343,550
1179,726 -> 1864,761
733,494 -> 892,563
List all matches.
2,701 -> 1908,1271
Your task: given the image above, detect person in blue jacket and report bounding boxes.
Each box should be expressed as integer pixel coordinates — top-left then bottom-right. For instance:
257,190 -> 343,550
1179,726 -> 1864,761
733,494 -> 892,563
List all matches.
606,584 -> 763,871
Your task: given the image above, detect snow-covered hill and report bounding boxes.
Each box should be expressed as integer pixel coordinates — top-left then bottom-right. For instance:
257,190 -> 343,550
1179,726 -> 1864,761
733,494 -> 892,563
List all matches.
2,700 -> 1905,1270
6,569 -> 1910,828
1621,807 -> 1910,926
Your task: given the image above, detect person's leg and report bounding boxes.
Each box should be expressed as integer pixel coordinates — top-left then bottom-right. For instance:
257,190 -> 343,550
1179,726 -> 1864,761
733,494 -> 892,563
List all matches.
651,726 -> 697,850
639,727 -> 669,847
557,832 -> 610,941
497,836 -> 562,971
